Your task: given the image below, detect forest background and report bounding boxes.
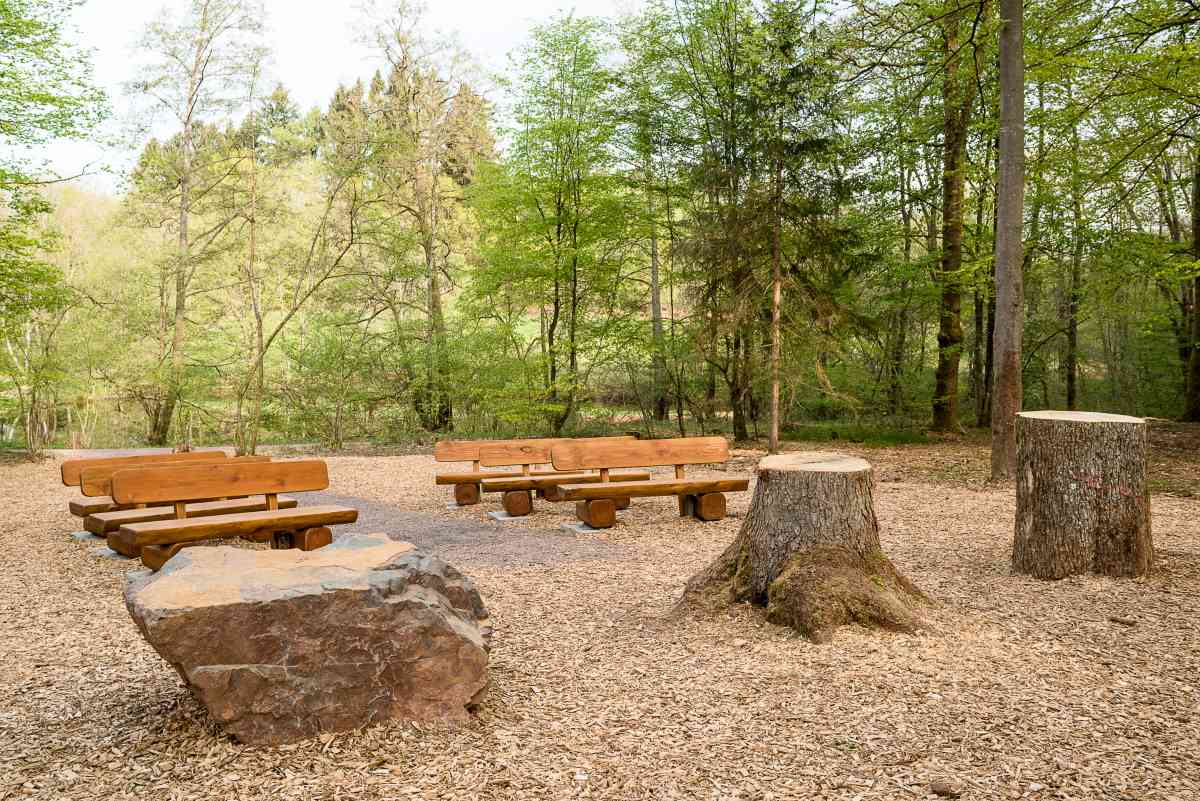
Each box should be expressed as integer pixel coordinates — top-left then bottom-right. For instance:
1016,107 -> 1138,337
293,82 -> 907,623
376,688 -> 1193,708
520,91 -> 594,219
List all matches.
2,0 -> 1199,456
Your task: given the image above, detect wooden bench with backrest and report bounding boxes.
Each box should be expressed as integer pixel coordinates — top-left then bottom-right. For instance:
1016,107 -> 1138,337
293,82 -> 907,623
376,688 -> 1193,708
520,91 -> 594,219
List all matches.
107,459 -> 357,571
476,440 -> 650,517
434,436 -> 634,506
549,437 -> 749,529
61,450 -> 230,517
80,456 -> 300,538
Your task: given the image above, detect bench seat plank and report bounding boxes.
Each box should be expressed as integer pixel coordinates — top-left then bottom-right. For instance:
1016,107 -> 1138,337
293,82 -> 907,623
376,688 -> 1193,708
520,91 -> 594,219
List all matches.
559,478 -> 749,501
480,470 -> 652,493
70,497 -> 119,517
116,505 -> 358,548
85,495 -> 298,535
436,469 -> 564,486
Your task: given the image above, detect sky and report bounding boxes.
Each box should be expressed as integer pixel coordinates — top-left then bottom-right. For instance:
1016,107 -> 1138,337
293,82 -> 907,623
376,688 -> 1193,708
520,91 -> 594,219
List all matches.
45,0 -> 637,195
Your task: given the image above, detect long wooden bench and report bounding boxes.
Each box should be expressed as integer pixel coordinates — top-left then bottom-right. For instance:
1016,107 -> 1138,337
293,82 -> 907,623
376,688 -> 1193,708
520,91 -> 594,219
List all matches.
108,460 -> 357,571
434,436 -> 633,506
550,437 -> 749,529
79,455 -> 276,536
61,451 -> 230,517
476,441 -> 650,516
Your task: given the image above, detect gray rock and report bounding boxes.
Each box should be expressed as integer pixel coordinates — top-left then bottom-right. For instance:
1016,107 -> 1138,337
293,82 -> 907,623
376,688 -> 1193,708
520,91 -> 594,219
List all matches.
125,533 -> 491,745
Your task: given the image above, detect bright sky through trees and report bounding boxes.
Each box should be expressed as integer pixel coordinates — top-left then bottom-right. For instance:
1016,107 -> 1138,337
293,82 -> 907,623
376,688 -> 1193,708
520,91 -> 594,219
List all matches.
43,0 -> 640,192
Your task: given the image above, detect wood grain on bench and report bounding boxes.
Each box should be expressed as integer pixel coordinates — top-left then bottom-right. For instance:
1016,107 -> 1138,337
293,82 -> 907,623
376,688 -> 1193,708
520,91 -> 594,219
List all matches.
110,460 -> 328,506
79,455 -> 270,497
557,477 -> 748,500
86,495 -> 299,536
61,450 -> 228,487
548,437 -> 744,528
107,459 -> 354,570
550,436 -> 730,471
114,505 -> 358,549
482,471 -> 652,494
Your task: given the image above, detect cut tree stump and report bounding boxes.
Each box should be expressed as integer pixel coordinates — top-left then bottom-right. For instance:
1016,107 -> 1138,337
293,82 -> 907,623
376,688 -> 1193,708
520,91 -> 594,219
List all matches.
678,452 -> 926,642
1012,410 -> 1153,579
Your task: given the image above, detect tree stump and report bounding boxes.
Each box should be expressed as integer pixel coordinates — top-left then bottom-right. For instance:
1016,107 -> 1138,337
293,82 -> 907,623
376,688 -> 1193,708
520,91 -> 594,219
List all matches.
679,453 -> 926,642
1012,411 -> 1153,579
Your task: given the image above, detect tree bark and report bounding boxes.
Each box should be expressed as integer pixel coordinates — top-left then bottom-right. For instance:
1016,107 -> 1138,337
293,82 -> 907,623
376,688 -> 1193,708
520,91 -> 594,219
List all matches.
1012,411 -> 1153,579
1185,146 -> 1200,421
990,0 -> 1025,480
679,453 -> 927,643
932,3 -> 984,432
768,156 -> 783,453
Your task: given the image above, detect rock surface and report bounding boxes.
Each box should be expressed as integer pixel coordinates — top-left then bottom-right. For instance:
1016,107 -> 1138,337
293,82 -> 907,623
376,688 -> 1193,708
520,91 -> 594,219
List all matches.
125,533 -> 491,745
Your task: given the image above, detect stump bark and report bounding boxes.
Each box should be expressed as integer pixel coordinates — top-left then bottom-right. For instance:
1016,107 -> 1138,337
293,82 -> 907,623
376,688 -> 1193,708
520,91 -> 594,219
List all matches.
679,453 -> 927,642
1012,410 -> 1153,579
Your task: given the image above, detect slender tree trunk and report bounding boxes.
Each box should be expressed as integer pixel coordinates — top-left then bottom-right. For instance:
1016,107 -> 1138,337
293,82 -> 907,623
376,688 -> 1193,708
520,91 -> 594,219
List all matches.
648,178 -> 668,423
769,157 -> 783,453
1066,113 -> 1084,411
1185,145 -> 1200,421
932,3 -> 983,432
990,0 -> 1025,480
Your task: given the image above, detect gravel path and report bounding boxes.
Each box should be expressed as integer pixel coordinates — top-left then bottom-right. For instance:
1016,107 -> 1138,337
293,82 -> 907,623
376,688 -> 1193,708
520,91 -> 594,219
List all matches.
0,444 -> 1197,801
310,491 -> 625,568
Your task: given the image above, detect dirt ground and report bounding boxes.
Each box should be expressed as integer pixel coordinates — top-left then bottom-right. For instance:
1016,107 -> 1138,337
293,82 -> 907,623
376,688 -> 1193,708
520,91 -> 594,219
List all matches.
0,435 -> 1197,801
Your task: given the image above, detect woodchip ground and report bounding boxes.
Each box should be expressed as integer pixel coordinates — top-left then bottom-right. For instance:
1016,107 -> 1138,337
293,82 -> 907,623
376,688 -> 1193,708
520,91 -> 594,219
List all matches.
1,435 -> 1197,801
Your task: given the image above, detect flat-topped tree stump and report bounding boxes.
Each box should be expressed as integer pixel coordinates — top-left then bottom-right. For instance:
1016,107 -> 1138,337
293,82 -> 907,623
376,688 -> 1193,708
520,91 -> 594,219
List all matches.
679,452 -> 926,643
1013,411 -> 1153,580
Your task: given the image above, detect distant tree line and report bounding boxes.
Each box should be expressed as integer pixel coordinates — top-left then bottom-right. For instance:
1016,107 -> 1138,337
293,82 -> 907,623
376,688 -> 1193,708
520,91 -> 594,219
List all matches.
2,0 -> 1199,452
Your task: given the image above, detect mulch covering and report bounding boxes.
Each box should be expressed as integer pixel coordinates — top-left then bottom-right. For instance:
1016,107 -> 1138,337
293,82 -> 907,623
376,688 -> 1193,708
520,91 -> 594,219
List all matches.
0,440 -> 1196,800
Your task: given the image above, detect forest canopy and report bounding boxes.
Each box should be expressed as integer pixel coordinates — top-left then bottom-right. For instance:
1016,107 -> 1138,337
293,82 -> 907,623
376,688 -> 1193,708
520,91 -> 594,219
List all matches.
2,0 -> 1199,453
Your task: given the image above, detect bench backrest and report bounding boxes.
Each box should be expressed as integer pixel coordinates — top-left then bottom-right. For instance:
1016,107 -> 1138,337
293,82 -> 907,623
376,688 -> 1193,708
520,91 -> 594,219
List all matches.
551,437 -> 730,472
79,455 -> 271,497
478,435 -> 635,468
110,459 -> 329,506
61,450 -> 228,487
434,438 -> 565,464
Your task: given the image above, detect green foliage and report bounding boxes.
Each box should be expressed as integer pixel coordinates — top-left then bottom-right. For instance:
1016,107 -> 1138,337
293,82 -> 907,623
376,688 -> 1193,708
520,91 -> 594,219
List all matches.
10,1 -> 1200,449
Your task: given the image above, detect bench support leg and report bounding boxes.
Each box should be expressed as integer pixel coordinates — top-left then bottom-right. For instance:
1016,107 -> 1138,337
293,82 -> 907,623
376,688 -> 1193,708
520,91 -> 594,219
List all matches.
576,499 -> 616,529
692,492 -> 727,522
295,526 -> 333,551
141,543 -> 185,572
454,483 -> 481,506
613,496 -> 631,510
107,532 -> 141,558
272,528 -> 334,551
502,490 -> 533,517
679,495 -> 696,518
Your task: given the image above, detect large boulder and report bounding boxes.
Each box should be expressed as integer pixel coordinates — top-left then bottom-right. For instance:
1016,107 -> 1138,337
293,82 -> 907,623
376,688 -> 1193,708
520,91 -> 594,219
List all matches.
125,533 -> 491,745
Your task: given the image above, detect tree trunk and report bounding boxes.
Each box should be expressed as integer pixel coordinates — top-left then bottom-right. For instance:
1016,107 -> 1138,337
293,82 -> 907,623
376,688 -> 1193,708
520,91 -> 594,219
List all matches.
679,453 -> 927,643
768,157 -> 783,453
990,0 -> 1025,480
1012,411 -> 1153,579
1185,147 -> 1200,421
932,3 -> 982,432
648,183 -> 668,423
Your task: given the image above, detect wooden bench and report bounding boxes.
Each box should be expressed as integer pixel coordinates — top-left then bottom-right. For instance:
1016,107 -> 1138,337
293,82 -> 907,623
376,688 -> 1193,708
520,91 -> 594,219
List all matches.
550,437 -> 749,529
79,456 -> 277,537
61,451 -> 230,517
434,436 -> 634,506
476,441 -> 650,516
108,460 -> 357,571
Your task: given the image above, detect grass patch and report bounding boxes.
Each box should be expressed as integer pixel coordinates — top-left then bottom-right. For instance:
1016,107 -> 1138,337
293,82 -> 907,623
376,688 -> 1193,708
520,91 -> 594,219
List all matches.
781,424 -> 928,447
